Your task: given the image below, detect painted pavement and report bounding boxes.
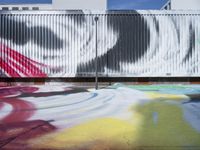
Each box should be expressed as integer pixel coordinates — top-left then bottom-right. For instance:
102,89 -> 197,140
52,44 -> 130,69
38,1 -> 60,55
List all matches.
0,83 -> 200,150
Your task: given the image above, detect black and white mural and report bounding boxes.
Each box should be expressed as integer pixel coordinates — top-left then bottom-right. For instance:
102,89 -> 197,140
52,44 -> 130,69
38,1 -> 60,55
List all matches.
0,10 -> 200,77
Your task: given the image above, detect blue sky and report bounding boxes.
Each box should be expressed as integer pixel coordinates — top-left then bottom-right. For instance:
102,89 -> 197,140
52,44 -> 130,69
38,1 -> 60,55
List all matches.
108,0 -> 168,10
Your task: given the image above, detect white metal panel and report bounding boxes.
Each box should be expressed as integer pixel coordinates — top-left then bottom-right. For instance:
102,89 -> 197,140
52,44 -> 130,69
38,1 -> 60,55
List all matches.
0,10 -> 200,77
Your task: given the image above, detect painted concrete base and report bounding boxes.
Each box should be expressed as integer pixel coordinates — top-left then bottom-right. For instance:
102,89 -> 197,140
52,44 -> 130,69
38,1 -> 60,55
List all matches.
0,83 -> 200,150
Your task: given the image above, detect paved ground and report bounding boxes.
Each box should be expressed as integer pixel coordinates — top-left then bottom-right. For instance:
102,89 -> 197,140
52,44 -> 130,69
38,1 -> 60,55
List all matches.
0,83 -> 200,150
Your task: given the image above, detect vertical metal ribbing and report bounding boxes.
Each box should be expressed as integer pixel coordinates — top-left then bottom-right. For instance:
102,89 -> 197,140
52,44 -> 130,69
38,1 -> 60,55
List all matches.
176,14 -> 179,75
143,14 -> 145,75
147,14 -> 150,75
20,14 -> 24,76
23,14 -> 28,74
139,14 -> 142,76
36,14 -> 39,76
184,14 -> 186,76
172,14 -> 175,75
69,14 -> 72,75
0,15 -> 1,77
194,15 -> 197,75
14,14 -> 17,76
184,14 -> 190,74
143,14 -> 146,75
0,15 -> 2,76
113,14 -> 116,75
21,14 -> 24,76
106,14 -> 109,76
37,13 -> 39,75
90,14 -> 92,76
106,14 -> 110,76
41,14 -> 45,73
167,14 -> 170,76
30,14 -> 33,75
95,16 -> 98,90
197,15 -> 200,75
190,14 -> 192,75
5,15 -> 7,76
180,14 -> 183,76
160,14 -> 163,76
72,14 -> 75,75
195,15 -> 197,75
8,14 -> 10,76
64,14 -> 67,75
68,14 -> 71,76
55,14 -> 57,75
48,14 -> 51,75
190,14 -> 193,75
137,14 -> 140,76
145,14 -> 148,75
2,14 -> 4,76
192,15 -> 196,75
61,14 -> 64,77
77,14 -> 80,75
58,14 -> 60,75
75,14 -> 78,76
153,14 -> 157,75
32,14 -> 35,75
141,14 -> 144,75
124,14 -> 127,75
198,15 -> 199,75
98,15 -> 101,75
8,14 -> 11,76
105,14 -> 108,77
133,14 -> 137,75
39,15 -> 42,72
26,14 -> 29,75
132,13 -> 134,75
84,14 -> 87,76
1,11 -> 200,78
117,14 -> 120,75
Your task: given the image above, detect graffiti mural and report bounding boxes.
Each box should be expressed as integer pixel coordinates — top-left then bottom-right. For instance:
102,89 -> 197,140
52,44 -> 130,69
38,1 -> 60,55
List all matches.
0,83 -> 200,149
0,10 -> 200,77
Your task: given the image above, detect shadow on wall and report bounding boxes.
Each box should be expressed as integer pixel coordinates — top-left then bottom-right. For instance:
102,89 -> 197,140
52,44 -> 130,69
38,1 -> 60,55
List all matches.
77,11 -> 150,73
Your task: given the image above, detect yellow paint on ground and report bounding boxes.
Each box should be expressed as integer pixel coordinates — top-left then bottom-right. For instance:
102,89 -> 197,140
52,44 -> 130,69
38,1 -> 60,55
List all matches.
30,118 -> 142,150
29,93 -> 200,150
146,92 -> 189,101
133,101 -> 200,147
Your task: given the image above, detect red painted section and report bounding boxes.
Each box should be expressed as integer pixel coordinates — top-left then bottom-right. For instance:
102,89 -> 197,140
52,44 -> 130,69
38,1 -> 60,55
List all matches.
0,57 -> 21,77
0,44 -> 47,77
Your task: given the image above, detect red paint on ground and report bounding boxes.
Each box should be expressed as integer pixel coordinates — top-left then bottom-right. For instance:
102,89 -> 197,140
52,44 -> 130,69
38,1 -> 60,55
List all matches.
0,120 -> 56,149
0,98 -> 35,123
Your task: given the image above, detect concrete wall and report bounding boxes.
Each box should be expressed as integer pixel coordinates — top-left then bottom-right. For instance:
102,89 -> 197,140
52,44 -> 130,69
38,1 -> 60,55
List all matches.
0,0 -> 107,10
0,4 -> 51,10
172,0 -> 200,10
52,0 -> 106,10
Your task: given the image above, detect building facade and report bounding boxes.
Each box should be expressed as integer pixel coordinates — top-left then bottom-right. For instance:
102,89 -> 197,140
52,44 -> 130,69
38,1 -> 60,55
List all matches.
1,10 -> 200,77
0,0 -> 107,10
162,0 -> 200,10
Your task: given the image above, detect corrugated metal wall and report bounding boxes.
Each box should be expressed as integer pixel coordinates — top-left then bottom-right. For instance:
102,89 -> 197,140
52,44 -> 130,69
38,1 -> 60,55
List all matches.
0,10 -> 200,77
